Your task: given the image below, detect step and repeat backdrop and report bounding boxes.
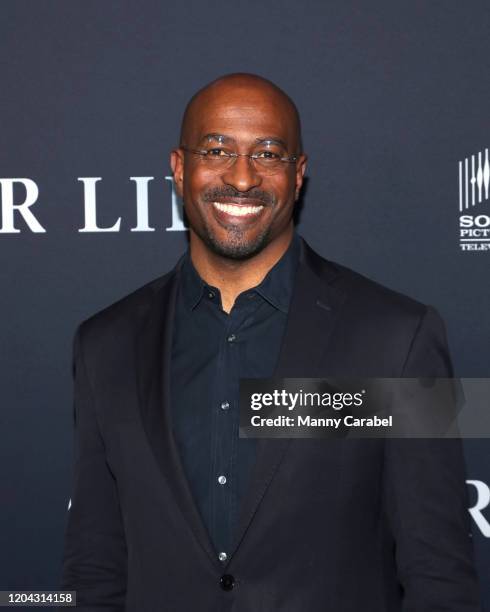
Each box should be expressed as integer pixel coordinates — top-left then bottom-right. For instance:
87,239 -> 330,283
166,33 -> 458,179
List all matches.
1,0 -> 489,606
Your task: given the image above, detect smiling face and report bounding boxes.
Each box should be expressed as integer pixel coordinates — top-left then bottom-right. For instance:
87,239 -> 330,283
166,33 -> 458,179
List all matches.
171,75 -> 307,260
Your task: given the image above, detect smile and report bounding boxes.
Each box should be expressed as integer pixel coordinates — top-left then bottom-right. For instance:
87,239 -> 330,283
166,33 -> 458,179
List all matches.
212,202 -> 264,216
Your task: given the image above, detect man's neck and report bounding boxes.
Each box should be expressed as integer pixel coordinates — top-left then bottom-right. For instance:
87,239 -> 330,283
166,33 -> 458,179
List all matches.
189,226 -> 294,313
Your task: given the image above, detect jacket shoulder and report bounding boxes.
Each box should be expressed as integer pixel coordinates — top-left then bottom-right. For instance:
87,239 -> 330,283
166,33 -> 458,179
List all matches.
301,242 -> 452,376
303,240 -> 428,320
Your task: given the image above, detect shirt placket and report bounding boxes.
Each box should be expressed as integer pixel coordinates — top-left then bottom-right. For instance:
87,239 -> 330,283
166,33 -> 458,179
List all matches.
210,295 -> 256,563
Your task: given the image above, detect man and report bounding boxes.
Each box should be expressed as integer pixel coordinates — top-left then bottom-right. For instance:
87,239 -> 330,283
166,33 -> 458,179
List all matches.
61,73 -> 481,611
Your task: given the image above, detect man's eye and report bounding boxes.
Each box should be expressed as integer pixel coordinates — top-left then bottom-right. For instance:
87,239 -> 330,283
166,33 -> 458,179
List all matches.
256,151 -> 281,160
206,148 -> 227,157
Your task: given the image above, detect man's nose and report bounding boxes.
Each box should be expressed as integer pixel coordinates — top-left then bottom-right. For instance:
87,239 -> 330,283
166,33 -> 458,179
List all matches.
221,155 -> 262,192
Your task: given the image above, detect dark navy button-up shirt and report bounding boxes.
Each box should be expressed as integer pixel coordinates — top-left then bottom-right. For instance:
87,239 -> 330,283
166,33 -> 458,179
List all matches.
170,232 -> 300,560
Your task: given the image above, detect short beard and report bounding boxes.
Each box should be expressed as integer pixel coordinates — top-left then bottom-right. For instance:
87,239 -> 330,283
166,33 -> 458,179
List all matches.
198,222 -> 272,260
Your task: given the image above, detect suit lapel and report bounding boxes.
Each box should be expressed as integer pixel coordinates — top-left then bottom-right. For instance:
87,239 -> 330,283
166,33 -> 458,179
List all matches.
231,239 -> 347,555
273,239 -> 346,378
135,266 -> 220,568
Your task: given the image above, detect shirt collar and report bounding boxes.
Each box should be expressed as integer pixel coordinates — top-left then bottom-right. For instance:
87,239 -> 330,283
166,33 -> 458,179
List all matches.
180,231 -> 301,314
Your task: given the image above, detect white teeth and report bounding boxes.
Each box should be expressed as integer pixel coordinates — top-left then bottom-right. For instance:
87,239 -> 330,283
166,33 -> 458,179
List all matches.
212,202 -> 264,216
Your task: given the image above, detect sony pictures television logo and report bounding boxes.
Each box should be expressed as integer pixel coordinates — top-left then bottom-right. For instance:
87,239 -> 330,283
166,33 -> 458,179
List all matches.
459,147 -> 490,251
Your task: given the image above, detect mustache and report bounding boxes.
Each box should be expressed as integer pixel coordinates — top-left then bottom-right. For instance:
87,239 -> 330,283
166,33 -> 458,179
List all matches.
201,186 -> 275,207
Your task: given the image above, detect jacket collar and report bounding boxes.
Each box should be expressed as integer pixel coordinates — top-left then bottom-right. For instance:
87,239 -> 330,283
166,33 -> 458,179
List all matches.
179,231 -> 301,315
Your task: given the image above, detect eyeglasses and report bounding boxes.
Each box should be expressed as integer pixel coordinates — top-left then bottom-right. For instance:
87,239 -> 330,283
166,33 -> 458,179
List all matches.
180,145 -> 299,175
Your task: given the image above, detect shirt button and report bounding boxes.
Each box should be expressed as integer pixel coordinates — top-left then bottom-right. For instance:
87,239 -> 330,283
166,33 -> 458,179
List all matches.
220,574 -> 235,591
227,334 -> 237,343
221,401 -> 230,411
208,291 -> 215,299
218,552 -> 228,562
218,475 -> 227,485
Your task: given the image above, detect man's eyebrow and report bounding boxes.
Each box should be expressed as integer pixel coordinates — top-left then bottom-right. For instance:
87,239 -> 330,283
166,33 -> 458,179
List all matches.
198,134 -> 288,149
255,137 -> 288,149
200,133 -> 235,144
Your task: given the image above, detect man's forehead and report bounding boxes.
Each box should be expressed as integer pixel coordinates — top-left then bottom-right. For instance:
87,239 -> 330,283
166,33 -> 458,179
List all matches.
200,92 -> 287,116
180,74 -> 302,149
191,98 -> 295,143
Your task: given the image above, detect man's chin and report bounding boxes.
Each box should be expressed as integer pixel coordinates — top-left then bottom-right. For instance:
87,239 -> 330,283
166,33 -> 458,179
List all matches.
202,227 -> 270,261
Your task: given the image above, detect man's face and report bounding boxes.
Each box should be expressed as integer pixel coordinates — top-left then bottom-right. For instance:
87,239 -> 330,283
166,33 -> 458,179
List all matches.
171,84 -> 306,259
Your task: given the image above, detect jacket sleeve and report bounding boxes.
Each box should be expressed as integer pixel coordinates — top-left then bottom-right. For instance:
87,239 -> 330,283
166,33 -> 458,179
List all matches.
383,306 -> 482,611
59,325 -> 127,611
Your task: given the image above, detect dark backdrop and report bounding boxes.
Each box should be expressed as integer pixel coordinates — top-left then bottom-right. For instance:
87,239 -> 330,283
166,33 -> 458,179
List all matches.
1,0 -> 489,607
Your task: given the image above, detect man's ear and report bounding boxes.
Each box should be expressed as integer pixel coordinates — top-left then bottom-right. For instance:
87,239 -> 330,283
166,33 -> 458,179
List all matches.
295,154 -> 307,201
170,149 -> 184,198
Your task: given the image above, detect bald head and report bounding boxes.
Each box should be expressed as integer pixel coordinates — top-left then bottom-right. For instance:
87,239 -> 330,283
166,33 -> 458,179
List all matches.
179,73 -> 303,153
